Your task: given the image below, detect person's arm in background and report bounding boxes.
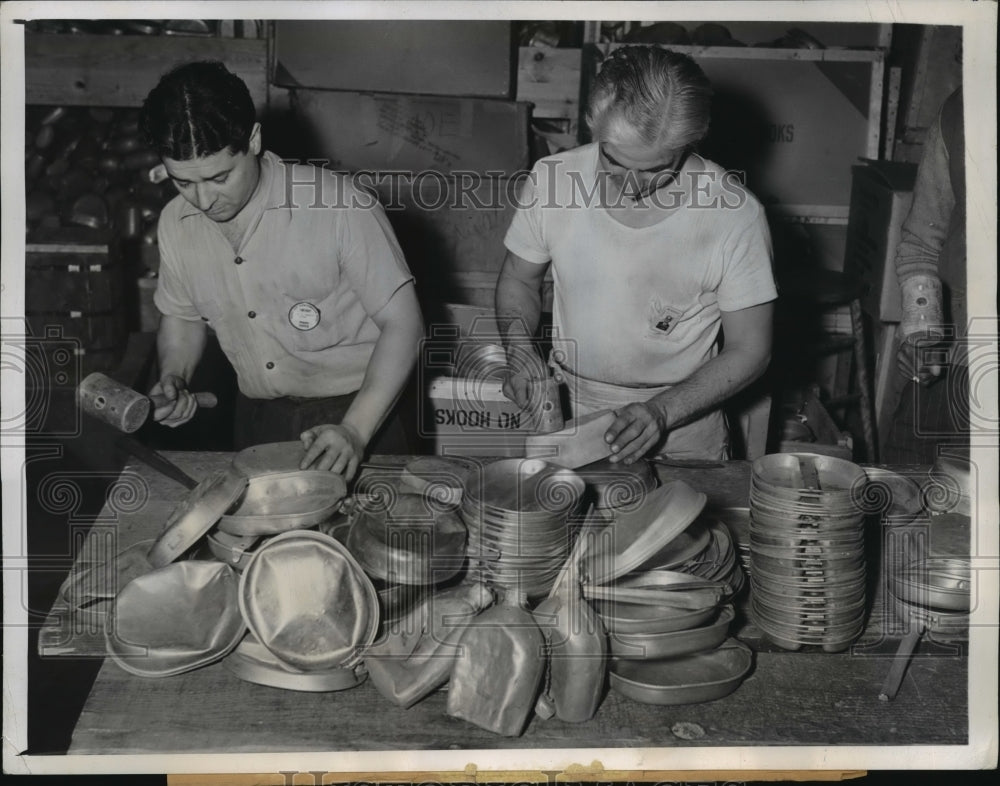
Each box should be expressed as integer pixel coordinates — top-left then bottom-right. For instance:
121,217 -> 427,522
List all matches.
496,164 -> 553,408
605,302 -> 774,464
300,281 -> 423,478
893,96 -> 956,385
496,251 -> 551,408
150,316 -> 208,426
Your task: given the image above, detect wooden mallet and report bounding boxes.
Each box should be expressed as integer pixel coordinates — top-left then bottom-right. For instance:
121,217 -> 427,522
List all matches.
77,371 -> 217,433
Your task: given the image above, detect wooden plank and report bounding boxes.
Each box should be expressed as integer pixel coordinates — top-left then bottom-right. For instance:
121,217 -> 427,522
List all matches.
70,642 -> 966,753
517,46 -> 582,121
42,454 -> 969,755
25,34 -> 268,109
602,43 -> 888,63
169,773 -> 868,785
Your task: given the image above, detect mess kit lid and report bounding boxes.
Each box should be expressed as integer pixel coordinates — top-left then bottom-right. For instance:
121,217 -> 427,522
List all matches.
105,560 -> 246,677
579,480 -> 706,585
232,441 -> 308,476
238,529 -> 379,671
216,470 -> 347,536
148,467 -> 249,568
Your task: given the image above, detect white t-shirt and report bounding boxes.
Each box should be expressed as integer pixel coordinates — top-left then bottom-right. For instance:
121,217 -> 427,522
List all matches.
504,143 -> 777,386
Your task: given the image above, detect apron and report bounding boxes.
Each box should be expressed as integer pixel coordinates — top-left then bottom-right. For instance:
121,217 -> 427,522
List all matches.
551,357 -> 729,461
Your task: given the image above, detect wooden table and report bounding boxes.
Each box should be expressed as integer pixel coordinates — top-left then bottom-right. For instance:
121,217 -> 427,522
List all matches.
38,453 -> 969,753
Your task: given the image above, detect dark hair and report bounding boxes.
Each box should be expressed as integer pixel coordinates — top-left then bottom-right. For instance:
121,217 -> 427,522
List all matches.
587,46 -> 713,153
139,61 -> 256,159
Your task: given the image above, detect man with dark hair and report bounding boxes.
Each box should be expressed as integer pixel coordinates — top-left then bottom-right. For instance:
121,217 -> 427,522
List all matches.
141,61 -> 423,479
496,46 -> 775,462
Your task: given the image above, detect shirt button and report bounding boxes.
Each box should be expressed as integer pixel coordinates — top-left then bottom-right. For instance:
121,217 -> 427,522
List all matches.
234,256 -> 244,265
266,361 -> 275,370
248,310 -> 256,319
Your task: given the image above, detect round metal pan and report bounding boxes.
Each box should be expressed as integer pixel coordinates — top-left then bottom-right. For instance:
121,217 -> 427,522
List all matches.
890,557 -> 971,612
580,480 -> 707,586
148,467 -> 249,568
591,597 -> 718,635
752,453 -> 867,497
609,638 -> 753,705
346,492 -> 468,585
887,587 -> 969,641
609,605 -> 734,660
217,470 -> 347,536
462,458 -> 585,515
238,530 -> 379,671
223,632 -> 367,692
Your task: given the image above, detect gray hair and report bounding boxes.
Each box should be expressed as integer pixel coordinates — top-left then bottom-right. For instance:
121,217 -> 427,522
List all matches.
586,46 -> 713,153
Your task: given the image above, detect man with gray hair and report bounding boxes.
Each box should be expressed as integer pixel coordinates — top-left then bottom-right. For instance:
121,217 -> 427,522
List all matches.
496,46 -> 776,462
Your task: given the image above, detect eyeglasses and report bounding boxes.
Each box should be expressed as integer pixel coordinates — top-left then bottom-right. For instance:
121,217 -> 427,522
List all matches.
599,144 -> 683,175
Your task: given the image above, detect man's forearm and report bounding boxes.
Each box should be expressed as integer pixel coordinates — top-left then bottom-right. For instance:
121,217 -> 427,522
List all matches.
341,304 -> 422,445
648,345 -> 770,432
496,272 -> 542,345
157,315 -> 208,382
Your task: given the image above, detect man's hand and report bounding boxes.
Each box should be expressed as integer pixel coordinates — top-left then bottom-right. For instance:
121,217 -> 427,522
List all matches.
300,423 -> 366,479
897,332 -> 948,387
605,402 -> 667,465
150,374 -> 199,427
501,344 -> 548,410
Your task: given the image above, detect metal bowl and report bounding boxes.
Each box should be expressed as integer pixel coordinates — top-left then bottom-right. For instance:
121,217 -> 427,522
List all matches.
463,458 -> 585,515
218,470 -> 347,536
609,605 -> 734,660
347,492 -> 468,585
609,638 -> 753,705
591,596 -> 718,635
890,556 -> 971,612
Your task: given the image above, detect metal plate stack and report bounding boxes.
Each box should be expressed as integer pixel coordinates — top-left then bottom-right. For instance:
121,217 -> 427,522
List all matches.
461,458 -> 585,599
749,453 -> 869,652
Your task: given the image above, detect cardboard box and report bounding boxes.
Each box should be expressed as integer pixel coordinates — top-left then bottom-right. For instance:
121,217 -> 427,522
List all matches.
842,160 -> 917,322
421,305 -> 550,457
293,90 -> 530,176
273,20 -> 514,98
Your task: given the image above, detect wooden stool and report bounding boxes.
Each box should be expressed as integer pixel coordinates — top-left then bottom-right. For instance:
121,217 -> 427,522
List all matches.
777,268 -> 879,462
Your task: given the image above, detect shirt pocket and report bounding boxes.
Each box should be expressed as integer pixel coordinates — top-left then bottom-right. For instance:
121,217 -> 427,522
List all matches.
643,293 -> 706,342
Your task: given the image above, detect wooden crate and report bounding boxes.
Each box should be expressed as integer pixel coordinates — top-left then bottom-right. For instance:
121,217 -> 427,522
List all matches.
25,227 -> 127,373
25,33 -> 268,109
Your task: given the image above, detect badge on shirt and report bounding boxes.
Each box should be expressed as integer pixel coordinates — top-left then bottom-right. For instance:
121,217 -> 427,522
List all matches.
288,301 -> 321,331
649,300 -> 683,337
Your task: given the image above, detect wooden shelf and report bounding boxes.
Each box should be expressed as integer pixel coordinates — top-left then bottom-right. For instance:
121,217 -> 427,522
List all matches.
25,33 -> 269,109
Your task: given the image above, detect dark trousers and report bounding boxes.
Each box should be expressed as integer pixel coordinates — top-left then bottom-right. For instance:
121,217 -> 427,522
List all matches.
233,391 -> 412,455
882,365 -> 970,465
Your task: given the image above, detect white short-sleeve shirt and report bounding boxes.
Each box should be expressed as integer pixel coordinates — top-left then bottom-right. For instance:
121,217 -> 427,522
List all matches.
504,143 -> 777,386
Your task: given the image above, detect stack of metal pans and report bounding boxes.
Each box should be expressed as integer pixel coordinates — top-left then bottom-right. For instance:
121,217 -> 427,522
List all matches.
671,517 -> 746,598
461,458 -> 585,599
749,453 -> 868,652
